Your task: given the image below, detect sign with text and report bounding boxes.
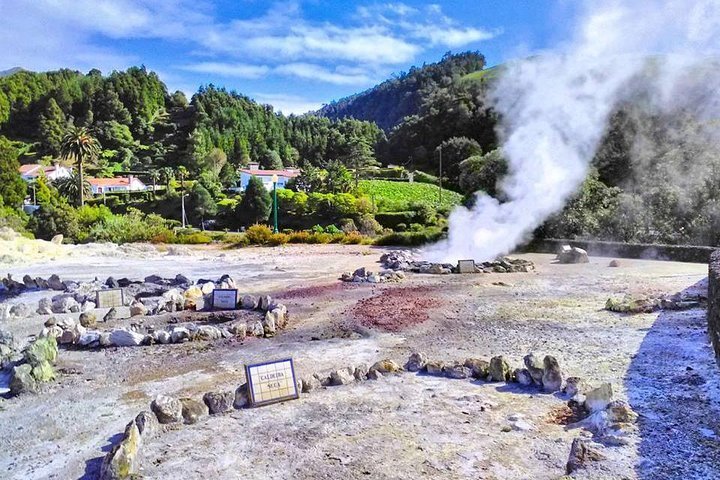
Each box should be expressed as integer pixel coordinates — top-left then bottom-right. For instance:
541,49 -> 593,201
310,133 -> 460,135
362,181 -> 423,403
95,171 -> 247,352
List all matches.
212,289 -> 238,310
457,259 -> 477,274
96,288 -> 125,308
245,358 -> 299,407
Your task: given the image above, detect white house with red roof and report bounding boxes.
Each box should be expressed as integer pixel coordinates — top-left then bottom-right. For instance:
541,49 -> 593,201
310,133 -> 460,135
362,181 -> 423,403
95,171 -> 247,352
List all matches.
87,175 -> 148,195
19,163 -> 73,182
233,162 -> 300,192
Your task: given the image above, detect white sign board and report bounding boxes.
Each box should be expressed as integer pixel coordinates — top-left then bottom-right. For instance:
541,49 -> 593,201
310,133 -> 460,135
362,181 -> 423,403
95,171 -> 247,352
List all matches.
212,289 -> 238,310
457,259 -> 477,274
96,288 -> 125,308
245,358 -> 299,407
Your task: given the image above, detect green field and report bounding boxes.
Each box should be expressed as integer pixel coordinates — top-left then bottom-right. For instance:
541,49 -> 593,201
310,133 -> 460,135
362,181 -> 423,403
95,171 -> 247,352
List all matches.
459,65 -> 504,85
358,180 -> 463,212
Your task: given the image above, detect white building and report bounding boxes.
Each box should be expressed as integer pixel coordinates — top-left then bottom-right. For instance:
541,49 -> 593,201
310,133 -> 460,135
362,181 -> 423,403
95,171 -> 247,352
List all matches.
19,163 -> 73,182
87,176 -> 148,195
232,162 -> 300,192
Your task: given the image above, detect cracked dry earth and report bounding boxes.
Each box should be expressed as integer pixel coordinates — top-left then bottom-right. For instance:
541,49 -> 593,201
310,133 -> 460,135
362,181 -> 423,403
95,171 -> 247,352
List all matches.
1,244 -> 719,479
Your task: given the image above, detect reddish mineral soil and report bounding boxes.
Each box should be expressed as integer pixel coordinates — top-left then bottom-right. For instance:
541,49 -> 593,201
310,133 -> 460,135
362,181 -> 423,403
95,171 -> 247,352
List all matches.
348,286 -> 443,332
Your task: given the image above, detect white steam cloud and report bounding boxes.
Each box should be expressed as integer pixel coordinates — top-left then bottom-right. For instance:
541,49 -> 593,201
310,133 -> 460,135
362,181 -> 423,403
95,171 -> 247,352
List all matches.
426,0 -> 720,262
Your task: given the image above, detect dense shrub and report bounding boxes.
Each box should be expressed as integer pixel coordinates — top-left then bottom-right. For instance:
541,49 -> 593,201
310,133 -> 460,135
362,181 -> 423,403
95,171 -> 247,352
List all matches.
177,232 -> 213,244
375,211 -> 416,229
245,224 -> 273,244
268,233 -> 290,246
87,209 -> 172,244
288,231 -> 311,243
341,232 -> 364,244
374,227 -> 444,246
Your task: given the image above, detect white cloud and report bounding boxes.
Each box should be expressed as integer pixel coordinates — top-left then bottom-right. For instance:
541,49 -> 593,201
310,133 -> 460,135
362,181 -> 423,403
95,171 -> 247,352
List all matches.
181,62 -> 270,79
251,93 -> 322,115
412,25 -> 499,47
275,63 -> 372,85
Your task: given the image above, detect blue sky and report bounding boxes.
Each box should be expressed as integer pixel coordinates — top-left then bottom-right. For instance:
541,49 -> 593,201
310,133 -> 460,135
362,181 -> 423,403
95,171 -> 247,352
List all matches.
0,0 -> 581,114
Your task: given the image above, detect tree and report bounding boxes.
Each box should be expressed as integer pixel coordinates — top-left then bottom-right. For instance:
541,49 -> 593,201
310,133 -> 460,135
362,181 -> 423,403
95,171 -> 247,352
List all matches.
38,98 -> 67,156
435,136 -> 482,187
290,164 -> 326,192
325,161 -> 353,193
60,127 -> 100,206
53,171 -> 91,202
219,162 -> 238,188
236,176 -> 271,226
148,169 -> 160,194
190,183 -> 217,229
458,149 -> 508,197
260,149 -> 283,170
0,136 -> 27,209
160,166 -> 175,190
203,148 -> 227,174
342,136 -> 377,187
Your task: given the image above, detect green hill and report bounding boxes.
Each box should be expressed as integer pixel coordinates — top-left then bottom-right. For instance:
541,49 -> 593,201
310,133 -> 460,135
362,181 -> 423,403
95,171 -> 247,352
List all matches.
358,180 -> 462,212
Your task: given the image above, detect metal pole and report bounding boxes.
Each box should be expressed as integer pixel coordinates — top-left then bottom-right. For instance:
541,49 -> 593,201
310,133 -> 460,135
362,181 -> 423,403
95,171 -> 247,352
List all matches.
273,181 -> 278,233
181,193 -> 186,228
438,146 -> 443,205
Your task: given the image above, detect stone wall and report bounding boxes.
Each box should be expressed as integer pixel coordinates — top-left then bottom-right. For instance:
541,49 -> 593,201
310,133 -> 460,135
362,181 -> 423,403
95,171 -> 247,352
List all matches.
525,238 -> 715,264
708,250 -> 720,362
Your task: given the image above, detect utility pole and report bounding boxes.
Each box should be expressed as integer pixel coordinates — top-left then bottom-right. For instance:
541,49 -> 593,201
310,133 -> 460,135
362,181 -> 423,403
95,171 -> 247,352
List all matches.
438,145 -> 443,206
272,174 -> 279,233
181,193 -> 186,228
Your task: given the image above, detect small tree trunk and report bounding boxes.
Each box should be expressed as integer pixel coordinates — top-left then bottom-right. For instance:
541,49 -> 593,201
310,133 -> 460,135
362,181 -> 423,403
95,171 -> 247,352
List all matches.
79,160 -> 84,207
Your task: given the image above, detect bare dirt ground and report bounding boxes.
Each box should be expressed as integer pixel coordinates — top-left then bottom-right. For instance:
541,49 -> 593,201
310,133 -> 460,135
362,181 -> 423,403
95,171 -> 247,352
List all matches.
1,243 -> 719,479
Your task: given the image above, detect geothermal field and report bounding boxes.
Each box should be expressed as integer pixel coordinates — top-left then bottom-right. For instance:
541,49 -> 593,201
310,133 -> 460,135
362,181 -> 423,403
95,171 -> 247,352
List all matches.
1,233 -> 719,480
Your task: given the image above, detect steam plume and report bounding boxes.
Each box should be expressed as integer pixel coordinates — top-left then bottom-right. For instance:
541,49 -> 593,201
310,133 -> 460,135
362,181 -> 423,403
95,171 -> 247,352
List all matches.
425,0 -> 720,262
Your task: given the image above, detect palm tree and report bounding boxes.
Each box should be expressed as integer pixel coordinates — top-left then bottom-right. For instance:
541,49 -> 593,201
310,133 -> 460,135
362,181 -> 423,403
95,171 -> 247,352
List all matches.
60,126 -> 100,206
160,166 -> 175,191
148,169 -> 160,195
54,171 -> 92,202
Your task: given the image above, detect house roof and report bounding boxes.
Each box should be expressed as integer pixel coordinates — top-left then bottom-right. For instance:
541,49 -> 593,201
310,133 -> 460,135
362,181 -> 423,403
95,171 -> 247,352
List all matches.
19,164 -> 70,177
239,168 -> 300,178
87,177 -> 144,187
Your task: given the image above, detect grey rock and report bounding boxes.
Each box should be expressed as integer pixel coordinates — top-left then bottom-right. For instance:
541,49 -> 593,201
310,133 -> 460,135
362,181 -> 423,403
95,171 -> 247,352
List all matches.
564,377 -> 587,397
249,321 -> 264,337
425,360 -> 445,376
109,329 -> 145,347
258,295 -> 272,311
170,327 -> 190,343
489,356 -> 512,382
262,312 -> 277,337
78,331 -> 101,347
354,364 -> 369,381
35,277 -> 49,289
10,364 -> 37,395
151,394 -> 184,424
47,274 -> 65,291
330,367 -> 355,386
9,302 -> 30,319
135,410 -> 159,438
36,298 -> 53,315
155,330 -> 171,344
405,351 -> 428,372
542,355 -> 563,392
241,295 -> 259,310
464,358 -> 490,379
557,245 -> 590,264
22,274 -> 38,289
51,296 -> 79,314
234,383 -> 249,408
105,277 -> 120,288
180,397 -> 208,424
566,438 -> 605,474
585,383 -> 614,413
301,375 -> 322,393
79,312 -> 97,328
203,391 -> 234,414
443,363 -> 471,379
515,368 -> 534,386
196,325 -> 222,341
103,307 -> 118,322
129,302 -> 148,317
524,353 -> 545,385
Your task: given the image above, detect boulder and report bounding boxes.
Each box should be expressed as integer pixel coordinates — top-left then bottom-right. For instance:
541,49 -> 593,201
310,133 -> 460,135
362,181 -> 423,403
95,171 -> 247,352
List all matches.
464,358 -> 490,379
367,369 -> 383,380
105,277 -> 120,288
183,285 -> 204,310
151,394 -> 184,424
79,312 -> 97,328
161,288 -> 185,312
241,295 -> 259,310
196,325 -> 222,341
228,322 -> 247,339
370,359 -> 402,374
556,245 -> 590,264
262,312 -> 277,337
10,364 -> 37,395
129,302 -> 148,317
489,356 -> 512,382
78,331 -> 101,347
99,332 -> 112,347
584,383 -> 614,413
36,297 -> 53,315
203,391 -> 235,414
523,353 -> 545,385
542,355 -> 563,392
40,325 -> 63,340
606,400 -> 638,424
109,329 -> 145,347
405,352 -> 428,372
50,234 -> 64,245
354,364 -> 369,381
103,307 -> 118,322
80,301 -> 96,313
200,282 -> 215,295
47,274 -> 65,291
25,336 -> 58,367
155,330 -> 171,344
35,277 -> 49,289
608,259 -> 621,267
170,326 -> 190,343
566,438 -> 605,474
249,321 -> 264,337
515,368 -> 534,386
330,367 -> 355,386
180,397 -> 208,424
353,267 -> 367,278
270,305 -> 288,329
9,302 -> 30,319
258,295 -> 272,311
174,274 -> 191,286
564,377 -> 587,397
135,410 -> 159,438
234,383 -> 249,408
425,360 -> 445,376
99,420 -> 141,480
443,363 -> 471,379
301,375 -> 322,393
22,275 -> 37,289
51,296 -> 79,314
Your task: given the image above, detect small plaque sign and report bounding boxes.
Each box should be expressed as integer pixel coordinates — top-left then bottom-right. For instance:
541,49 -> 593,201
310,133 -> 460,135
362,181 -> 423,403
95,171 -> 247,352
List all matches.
245,358 -> 299,407
212,289 -> 238,310
96,288 -> 125,308
457,259 -> 477,274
